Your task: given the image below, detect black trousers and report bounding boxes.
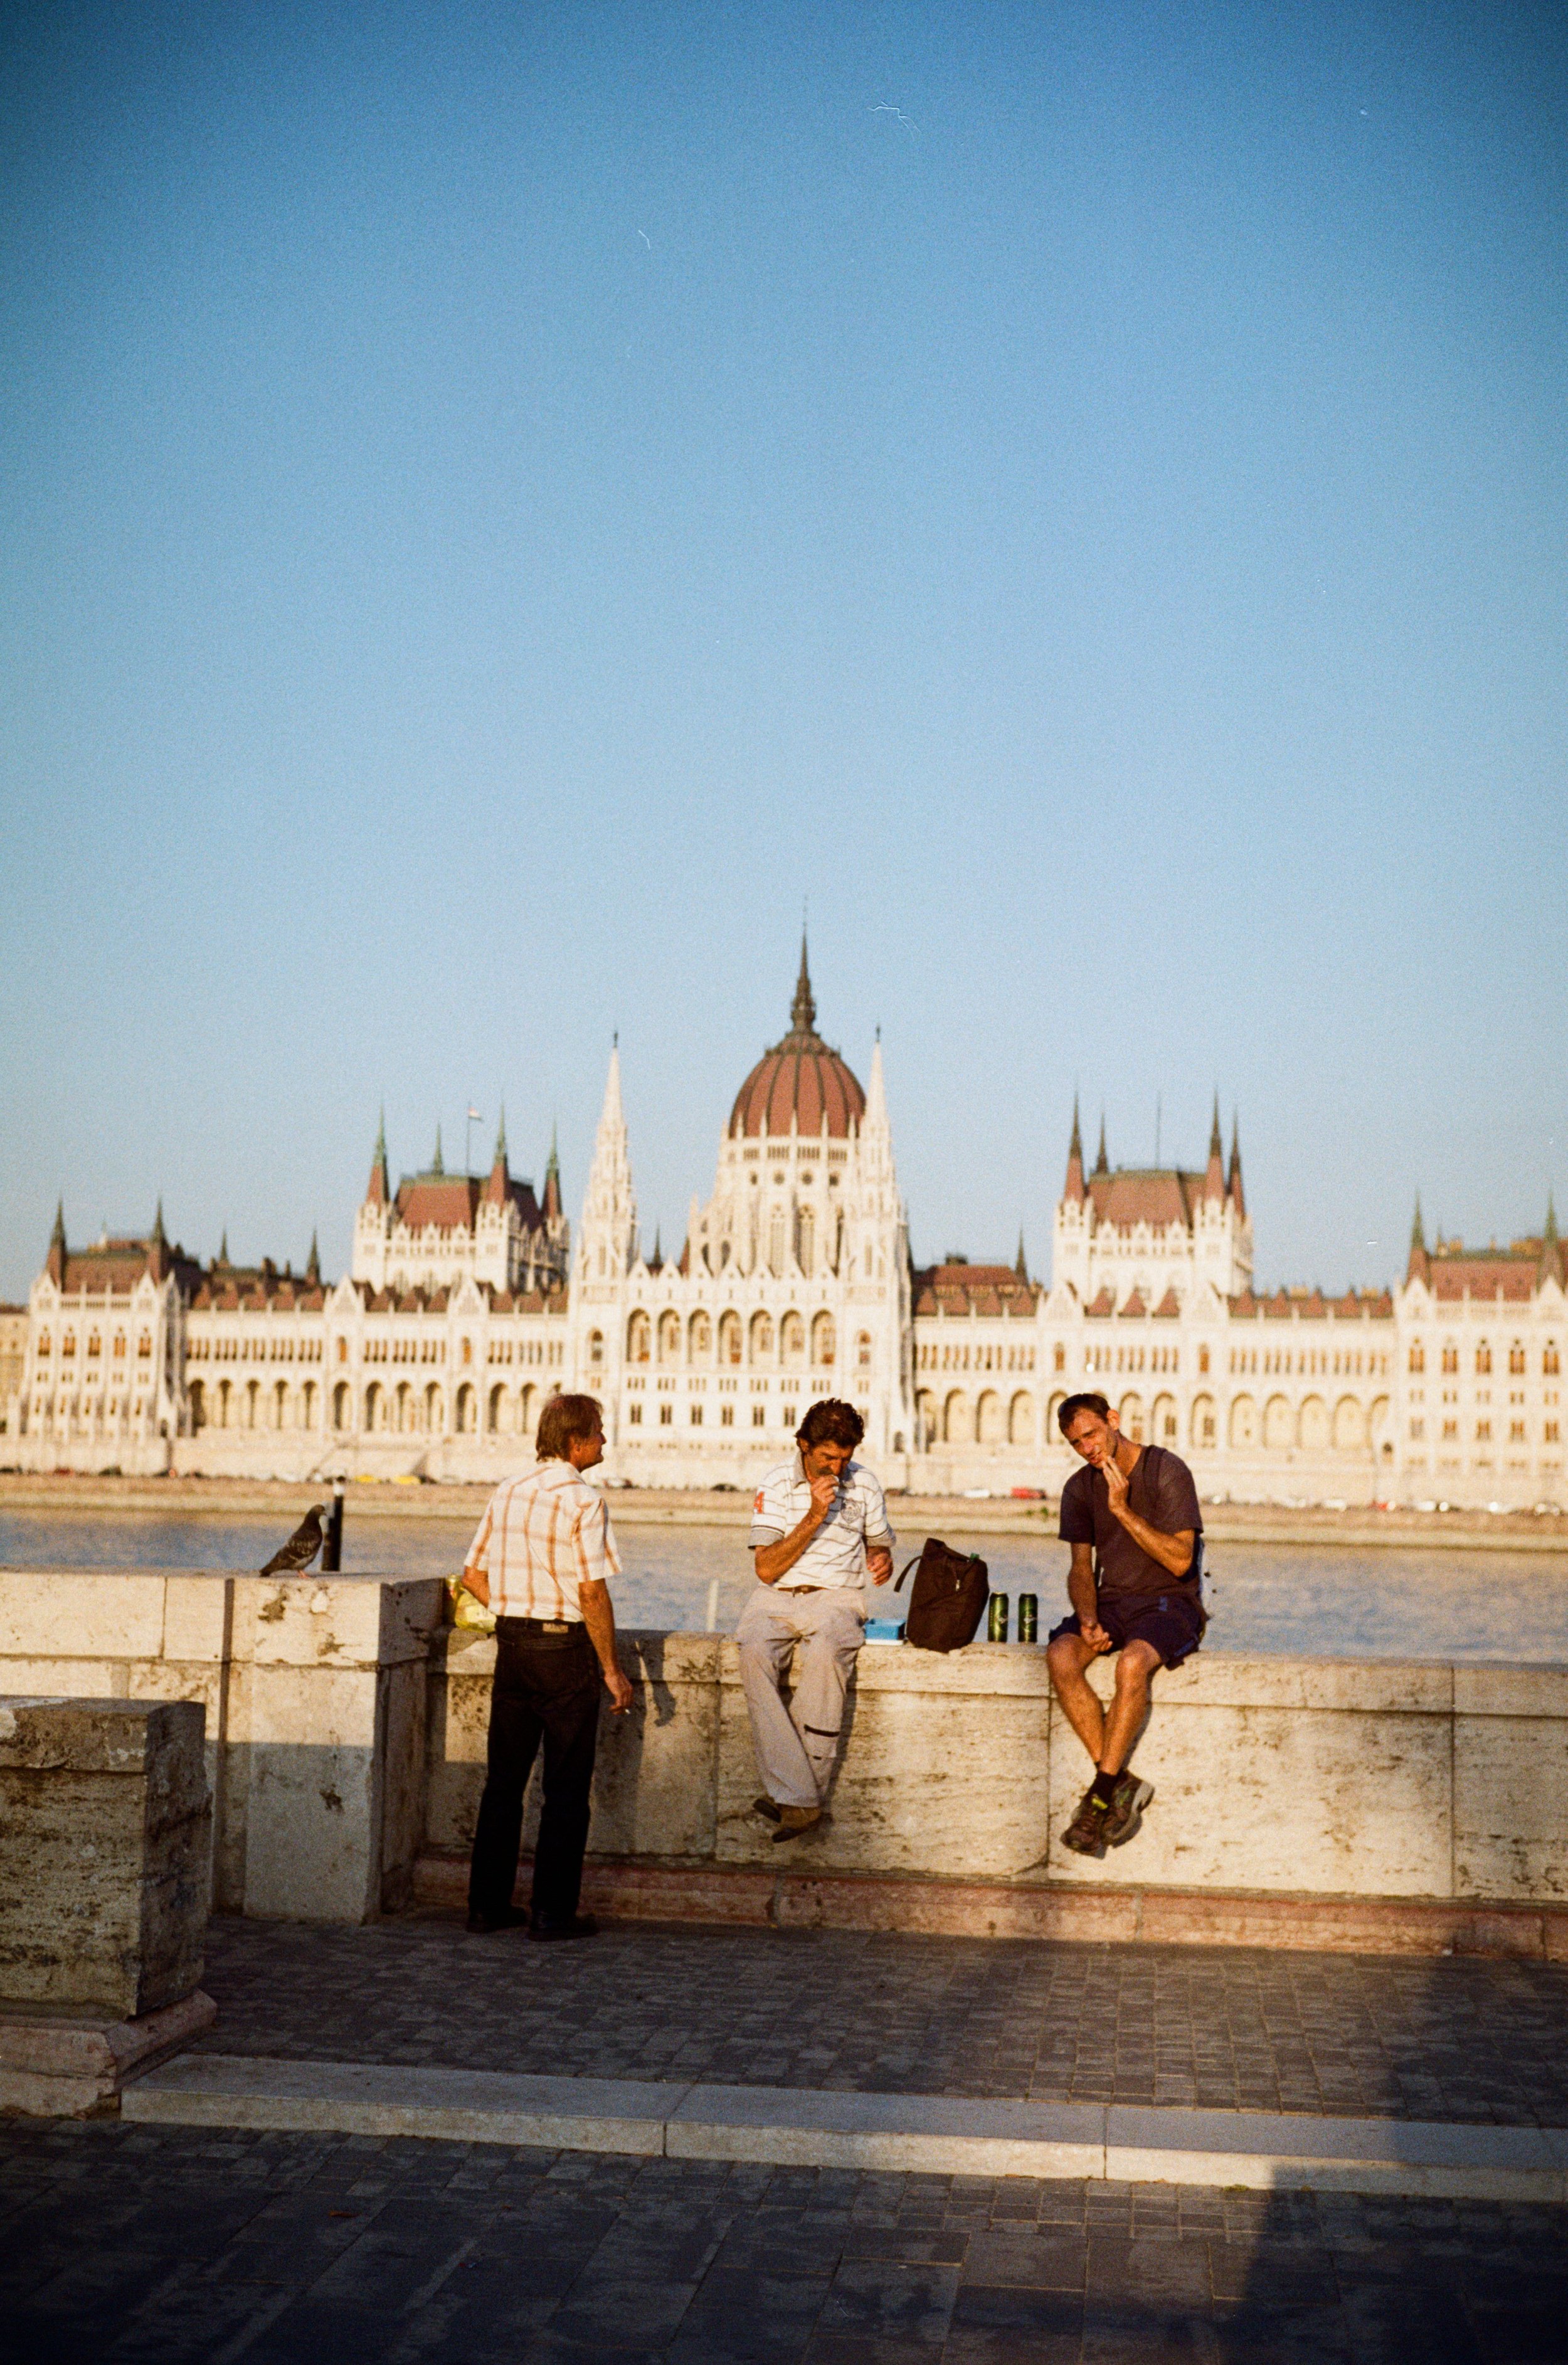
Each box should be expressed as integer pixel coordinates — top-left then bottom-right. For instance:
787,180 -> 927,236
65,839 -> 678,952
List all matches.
468,1622 -> 602,1923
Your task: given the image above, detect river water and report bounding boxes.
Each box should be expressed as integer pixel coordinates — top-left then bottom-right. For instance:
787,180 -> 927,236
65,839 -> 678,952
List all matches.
3,1512 -> 1566,1662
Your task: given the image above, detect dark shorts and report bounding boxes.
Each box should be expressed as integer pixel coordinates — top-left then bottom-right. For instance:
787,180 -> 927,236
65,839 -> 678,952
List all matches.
1048,1590 -> 1204,1670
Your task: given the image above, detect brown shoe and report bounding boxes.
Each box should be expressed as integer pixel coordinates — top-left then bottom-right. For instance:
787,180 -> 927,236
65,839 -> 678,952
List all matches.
1102,1773 -> 1153,1849
771,1804 -> 822,1843
1061,1783 -> 1110,1859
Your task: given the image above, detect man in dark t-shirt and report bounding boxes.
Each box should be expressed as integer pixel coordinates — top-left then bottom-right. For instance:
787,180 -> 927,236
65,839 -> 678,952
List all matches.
1046,1391 -> 1205,1858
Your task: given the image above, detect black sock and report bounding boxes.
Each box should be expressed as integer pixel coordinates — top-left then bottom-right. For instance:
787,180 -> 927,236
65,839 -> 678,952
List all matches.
1091,1766 -> 1118,1807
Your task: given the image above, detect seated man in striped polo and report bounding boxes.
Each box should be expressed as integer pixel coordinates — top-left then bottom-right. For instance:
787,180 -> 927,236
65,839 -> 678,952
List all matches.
738,1398 -> 895,1841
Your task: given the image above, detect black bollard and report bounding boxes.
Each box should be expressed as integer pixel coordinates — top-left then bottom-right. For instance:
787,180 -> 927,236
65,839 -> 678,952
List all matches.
321,1481 -> 344,1573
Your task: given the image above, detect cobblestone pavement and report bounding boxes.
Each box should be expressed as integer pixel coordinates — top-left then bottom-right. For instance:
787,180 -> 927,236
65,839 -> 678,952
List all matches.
3,2118 -> 1565,2364
195,1915 -> 1568,2127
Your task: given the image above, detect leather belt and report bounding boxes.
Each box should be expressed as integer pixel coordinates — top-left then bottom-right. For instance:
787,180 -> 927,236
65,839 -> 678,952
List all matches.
497,1615 -> 585,1636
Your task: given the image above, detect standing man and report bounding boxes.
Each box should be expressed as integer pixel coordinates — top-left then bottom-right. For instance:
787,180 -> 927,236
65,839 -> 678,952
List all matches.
461,1393 -> 633,1938
738,1398 -> 895,1841
1044,1392 -> 1204,1859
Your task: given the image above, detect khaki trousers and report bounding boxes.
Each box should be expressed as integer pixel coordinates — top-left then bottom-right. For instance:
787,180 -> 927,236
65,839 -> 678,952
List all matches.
736,1584 -> 866,1809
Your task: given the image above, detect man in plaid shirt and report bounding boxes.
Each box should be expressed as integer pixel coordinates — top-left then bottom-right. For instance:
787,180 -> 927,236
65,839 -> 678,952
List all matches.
460,1393 -> 633,1938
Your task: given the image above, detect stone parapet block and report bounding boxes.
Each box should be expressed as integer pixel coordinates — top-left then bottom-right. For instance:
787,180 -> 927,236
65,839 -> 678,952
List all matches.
0,1989 -> 216,2117
0,1696 -> 211,2018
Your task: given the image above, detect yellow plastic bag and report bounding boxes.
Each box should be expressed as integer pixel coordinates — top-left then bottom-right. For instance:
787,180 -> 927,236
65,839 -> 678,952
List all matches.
444,1572 -> 495,1643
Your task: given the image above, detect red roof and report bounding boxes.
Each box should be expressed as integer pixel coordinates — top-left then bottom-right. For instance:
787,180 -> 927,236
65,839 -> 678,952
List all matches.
731,1036 -> 865,1140
911,1263 -> 1040,1317
1088,1171 -> 1206,1231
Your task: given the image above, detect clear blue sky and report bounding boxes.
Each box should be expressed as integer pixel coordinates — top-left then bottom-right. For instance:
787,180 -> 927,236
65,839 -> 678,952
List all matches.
2,1 -> 1563,1301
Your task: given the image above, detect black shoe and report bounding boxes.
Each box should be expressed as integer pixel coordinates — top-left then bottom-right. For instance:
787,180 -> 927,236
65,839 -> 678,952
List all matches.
753,1795 -> 782,1823
466,1906 -> 530,1933
529,1912 -> 599,1942
1060,1784 -> 1110,1859
1103,1774 -> 1153,1849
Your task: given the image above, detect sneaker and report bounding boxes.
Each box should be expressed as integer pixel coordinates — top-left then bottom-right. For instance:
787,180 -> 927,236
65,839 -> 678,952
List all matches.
1061,1784 -> 1110,1859
1103,1773 -> 1154,1849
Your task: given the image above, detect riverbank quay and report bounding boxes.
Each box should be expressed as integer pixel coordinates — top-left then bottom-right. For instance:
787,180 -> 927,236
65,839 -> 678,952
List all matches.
4,1468 -> 1567,1549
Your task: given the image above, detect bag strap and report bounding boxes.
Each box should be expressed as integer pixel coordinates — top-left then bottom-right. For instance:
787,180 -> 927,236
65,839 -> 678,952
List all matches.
893,1553 -> 922,1594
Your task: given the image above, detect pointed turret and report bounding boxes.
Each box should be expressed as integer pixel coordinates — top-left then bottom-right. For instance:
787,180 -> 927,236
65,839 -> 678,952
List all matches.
1015,1230 -> 1028,1281
864,1033 -> 888,1132
649,1225 -> 663,1274
1064,1097 -> 1085,1203
1406,1194 -> 1429,1285
218,1228 -> 230,1267
305,1229 -> 320,1287
484,1104 -> 511,1205
46,1198 -> 66,1287
1093,1115 -> 1109,1178
367,1110 -> 390,1205
430,1125 -> 445,1177
1540,1194 -> 1563,1290
543,1124 -> 563,1223
579,1043 -> 638,1282
1203,1094 -> 1226,1203
147,1197 -> 168,1282
1227,1113 -> 1246,1217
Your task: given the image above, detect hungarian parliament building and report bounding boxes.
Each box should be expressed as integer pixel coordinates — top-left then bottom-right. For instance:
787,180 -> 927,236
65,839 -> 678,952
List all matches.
7,948 -> 1564,1507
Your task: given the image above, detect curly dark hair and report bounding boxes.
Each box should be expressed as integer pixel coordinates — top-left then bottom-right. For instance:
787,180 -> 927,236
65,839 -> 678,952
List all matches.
797,1398 -> 866,1451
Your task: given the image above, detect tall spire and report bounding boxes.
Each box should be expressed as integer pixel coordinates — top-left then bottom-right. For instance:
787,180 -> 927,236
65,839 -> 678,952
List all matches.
306,1228 -> 320,1286
1406,1194 -> 1429,1285
1015,1230 -> 1028,1281
790,932 -> 817,1036
580,1042 -> 638,1280
484,1102 -> 511,1205
1204,1093 -> 1226,1203
1093,1115 -> 1109,1177
218,1228 -> 230,1267
1064,1097 -> 1085,1203
543,1122 -> 563,1223
46,1198 -> 66,1287
494,1102 -> 508,1165
1227,1112 -> 1245,1216
1540,1193 -> 1562,1289
147,1196 -> 168,1282
367,1108 -> 390,1205
430,1125 -> 445,1177
864,1033 -> 888,1132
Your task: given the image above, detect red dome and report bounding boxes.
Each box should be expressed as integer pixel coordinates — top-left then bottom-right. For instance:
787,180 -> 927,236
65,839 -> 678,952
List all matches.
728,946 -> 866,1140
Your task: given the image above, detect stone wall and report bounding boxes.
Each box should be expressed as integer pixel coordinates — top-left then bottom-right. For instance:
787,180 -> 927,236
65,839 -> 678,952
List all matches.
2,1571 -> 1562,1920
430,1633 -> 1568,1906
0,1571 -> 442,1923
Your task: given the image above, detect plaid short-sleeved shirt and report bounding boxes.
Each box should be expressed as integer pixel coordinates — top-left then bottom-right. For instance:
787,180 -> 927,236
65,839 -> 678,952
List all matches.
465,1459 -> 622,1621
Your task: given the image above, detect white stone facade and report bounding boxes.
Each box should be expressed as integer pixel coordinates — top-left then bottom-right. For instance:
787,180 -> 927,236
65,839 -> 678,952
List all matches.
7,959 -> 1564,1508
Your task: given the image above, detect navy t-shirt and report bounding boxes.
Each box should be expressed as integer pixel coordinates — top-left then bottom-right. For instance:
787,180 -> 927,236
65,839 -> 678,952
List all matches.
1059,1444 -> 1202,1607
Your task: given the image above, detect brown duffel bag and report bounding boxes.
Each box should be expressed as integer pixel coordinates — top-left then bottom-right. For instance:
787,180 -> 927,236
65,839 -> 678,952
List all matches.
894,1538 -> 990,1653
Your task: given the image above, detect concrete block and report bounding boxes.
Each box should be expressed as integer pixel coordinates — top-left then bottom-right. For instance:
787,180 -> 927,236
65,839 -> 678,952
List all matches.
238,1575 -> 441,1672
1104,2105 -> 1565,2202
161,1576 -> 231,1664
666,2083 -> 1107,2178
1454,1714 -> 1568,1900
0,1573 -> 168,1662
0,1988 -> 216,2117
1046,1702 -> 1454,1896
0,1696 -> 211,2018
1453,1664 -> 1568,1719
1158,1654 -> 1454,1715
588,1633 -> 722,1860
125,2053 -> 677,2154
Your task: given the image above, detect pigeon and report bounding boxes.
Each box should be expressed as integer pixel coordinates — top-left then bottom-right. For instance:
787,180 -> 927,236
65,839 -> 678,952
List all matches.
260,1504 -> 327,1578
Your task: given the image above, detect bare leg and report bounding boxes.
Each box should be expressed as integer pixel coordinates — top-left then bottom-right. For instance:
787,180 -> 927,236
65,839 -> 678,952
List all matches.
1045,1633 -> 1106,1767
1099,1639 -> 1160,1774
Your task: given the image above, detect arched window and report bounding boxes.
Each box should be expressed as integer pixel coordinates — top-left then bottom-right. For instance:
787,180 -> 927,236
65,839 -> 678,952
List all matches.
856,1331 -> 872,1373
658,1309 -> 682,1364
273,1380 -> 288,1429
62,1332 -> 75,1359
1408,1342 -> 1425,1373
112,1331 -> 126,1360
1475,1343 -> 1491,1375
718,1310 -> 742,1366
588,1329 -> 604,1369
189,1379 -> 206,1431
797,1209 -> 815,1275
87,1331 -> 101,1359
38,1332 -> 51,1359
811,1311 -> 835,1368
750,1311 -> 774,1361
137,1332 -> 151,1360
425,1382 -> 443,1433
460,1337 -> 473,1366
1509,1343 -> 1525,1374
1441,1345 -> 1458,1374
780,1311 -> 805,1366
689,1310 -> 712,1360
487,1384 -> 507,1434
627,1310 -> 650,1364
337,1336 -> 349,1363
1008,1390 -> 1034,1444
977,1390 -> 1004,1443
1052,1343 -> 1066,1373
1546,1343 -> 1561,1376
302,1381 -> 317,1429
456,1383 -> 477,1434
365,1381 -> 383,1432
